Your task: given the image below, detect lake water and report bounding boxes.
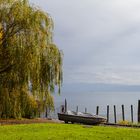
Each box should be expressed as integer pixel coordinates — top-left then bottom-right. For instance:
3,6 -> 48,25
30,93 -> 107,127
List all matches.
52,91 -> 140,123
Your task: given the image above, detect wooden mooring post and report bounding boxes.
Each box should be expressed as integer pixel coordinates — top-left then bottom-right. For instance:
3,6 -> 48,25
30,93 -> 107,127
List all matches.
138,100 -> 140,123
114,105 -> 117,123
131,105 -> 133,123
122,104 -> 125,121
65,99 -> 67,113
85,108 -> 87,113
96,106 -> 99,115
46,107 -> 48,118
76,106 -> 78,113
107,105 -> 109,123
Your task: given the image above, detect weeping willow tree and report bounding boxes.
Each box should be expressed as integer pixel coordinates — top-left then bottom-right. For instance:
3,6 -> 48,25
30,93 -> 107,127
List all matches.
0,0 -> 63,118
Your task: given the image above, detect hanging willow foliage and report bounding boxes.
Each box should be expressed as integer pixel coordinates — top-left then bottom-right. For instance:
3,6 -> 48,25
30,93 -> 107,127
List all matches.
0,0 -> 63,118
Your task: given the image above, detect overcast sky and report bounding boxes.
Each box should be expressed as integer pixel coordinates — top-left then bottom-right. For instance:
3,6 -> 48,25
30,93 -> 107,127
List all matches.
30,0 -> 140,85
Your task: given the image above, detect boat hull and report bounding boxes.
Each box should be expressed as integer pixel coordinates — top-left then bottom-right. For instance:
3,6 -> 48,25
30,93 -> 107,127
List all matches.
58,113 -> 106,125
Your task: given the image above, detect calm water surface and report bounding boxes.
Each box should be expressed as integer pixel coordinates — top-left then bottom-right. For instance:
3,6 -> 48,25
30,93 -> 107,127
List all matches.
52,92 -> 140,123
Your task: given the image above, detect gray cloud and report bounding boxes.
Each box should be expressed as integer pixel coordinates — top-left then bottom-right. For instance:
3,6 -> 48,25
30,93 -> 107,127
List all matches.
30,0 -> 140,85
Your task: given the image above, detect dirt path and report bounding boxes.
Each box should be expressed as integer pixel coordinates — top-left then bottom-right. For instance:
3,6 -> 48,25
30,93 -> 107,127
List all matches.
0,118 -> 63,125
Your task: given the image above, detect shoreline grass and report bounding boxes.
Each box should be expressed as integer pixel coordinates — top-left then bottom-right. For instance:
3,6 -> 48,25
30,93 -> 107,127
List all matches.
1,123 -> 140,140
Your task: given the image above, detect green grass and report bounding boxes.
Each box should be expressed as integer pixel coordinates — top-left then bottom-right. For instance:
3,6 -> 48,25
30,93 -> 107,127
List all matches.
0,123 -> 140,140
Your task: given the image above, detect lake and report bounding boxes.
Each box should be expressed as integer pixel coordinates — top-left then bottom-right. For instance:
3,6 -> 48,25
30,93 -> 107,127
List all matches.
52,91 -> 140,123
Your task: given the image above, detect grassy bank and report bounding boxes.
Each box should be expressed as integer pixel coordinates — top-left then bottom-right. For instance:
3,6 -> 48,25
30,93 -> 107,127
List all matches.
0,123 -> 140,140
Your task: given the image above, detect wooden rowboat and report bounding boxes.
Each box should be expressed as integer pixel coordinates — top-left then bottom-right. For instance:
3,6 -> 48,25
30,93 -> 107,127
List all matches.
58,111 -> 107,125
